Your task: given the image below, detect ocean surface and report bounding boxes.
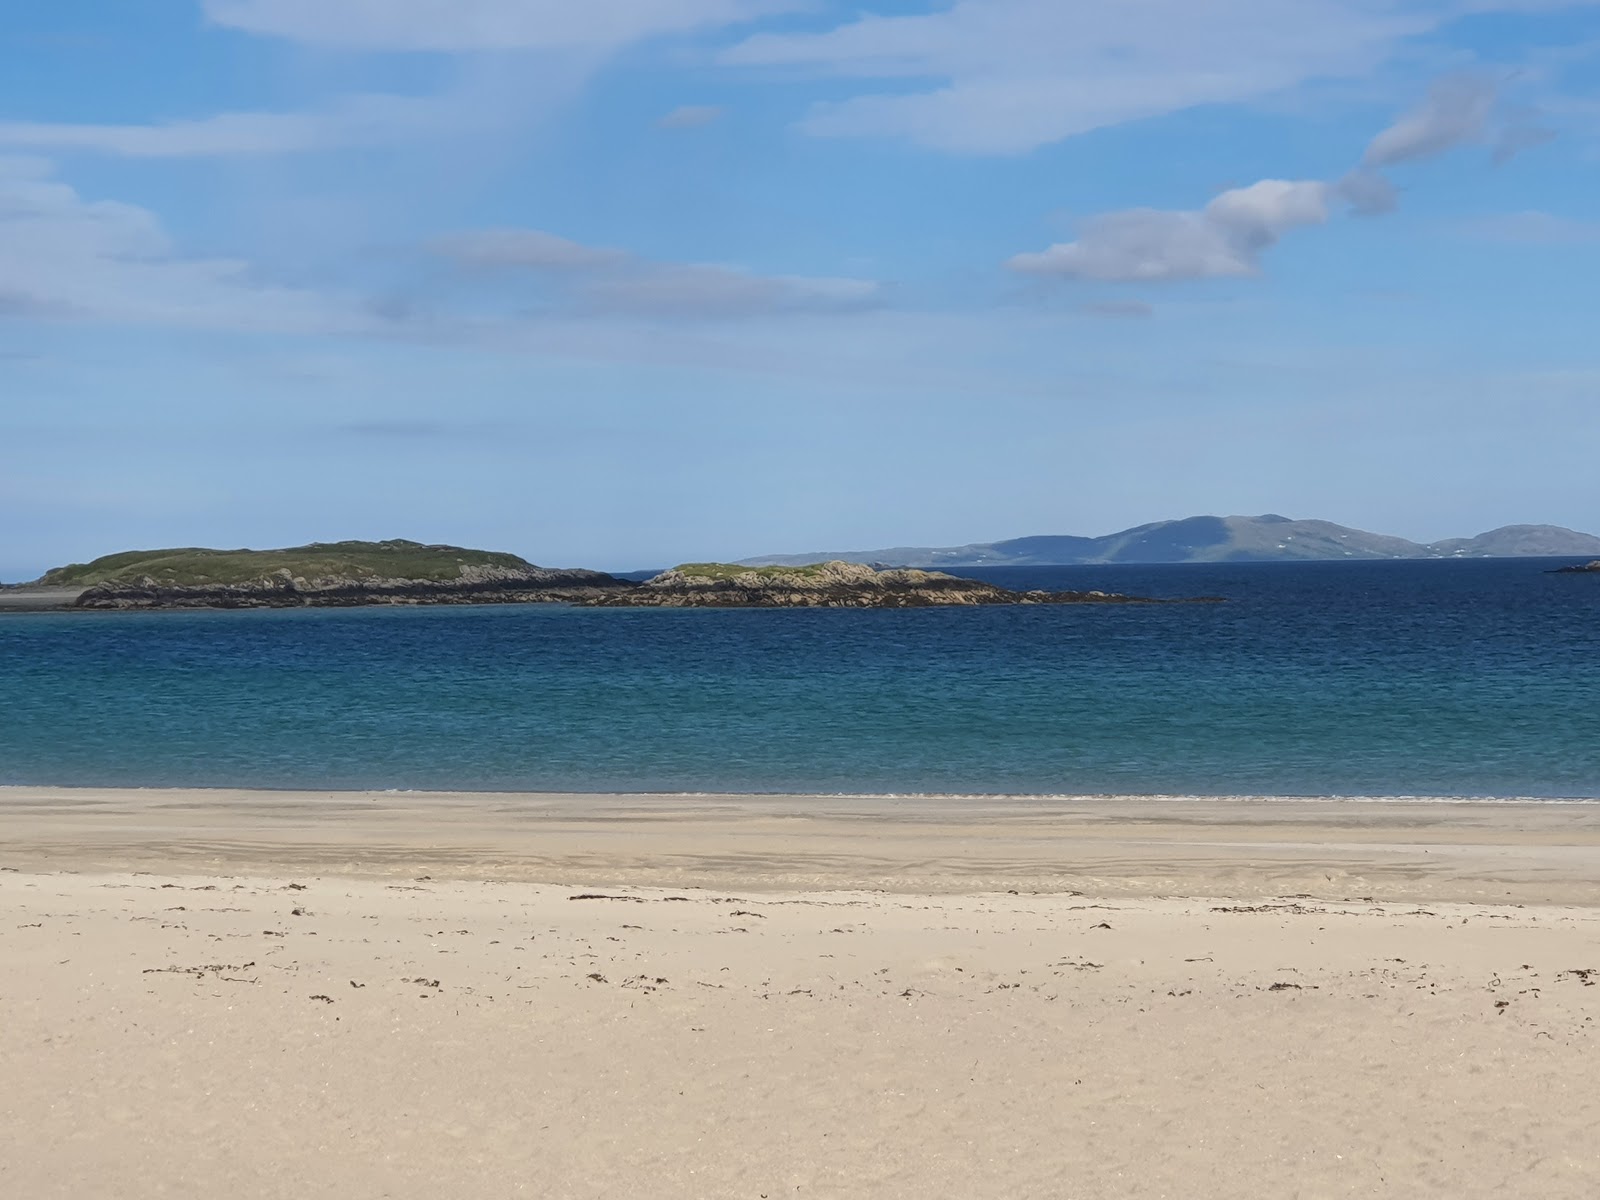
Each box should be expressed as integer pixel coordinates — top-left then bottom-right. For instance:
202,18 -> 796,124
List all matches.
2,559 -> 1598,799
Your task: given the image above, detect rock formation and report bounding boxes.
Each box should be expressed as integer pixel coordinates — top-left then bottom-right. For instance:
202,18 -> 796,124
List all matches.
74,564 -> 629,609
578,561 -> 1216,608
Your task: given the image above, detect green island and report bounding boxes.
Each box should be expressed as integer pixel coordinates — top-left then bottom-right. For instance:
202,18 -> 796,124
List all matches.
40,540 -> 537,588
2,540 -> 628,611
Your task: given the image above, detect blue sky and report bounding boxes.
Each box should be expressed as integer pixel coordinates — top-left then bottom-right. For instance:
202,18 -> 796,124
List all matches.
3,0 -> 1599,576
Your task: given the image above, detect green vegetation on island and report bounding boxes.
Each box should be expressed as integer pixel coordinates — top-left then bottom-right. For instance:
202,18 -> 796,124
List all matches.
8,539 -> 630,611
41,539 -> 536,588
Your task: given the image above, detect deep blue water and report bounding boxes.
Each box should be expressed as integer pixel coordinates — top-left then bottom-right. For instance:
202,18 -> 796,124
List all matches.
2,559 -> 1598,798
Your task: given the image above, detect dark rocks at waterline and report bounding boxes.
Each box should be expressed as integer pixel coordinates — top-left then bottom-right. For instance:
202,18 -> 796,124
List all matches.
1548,560 -> 1600,574
72,566 -> 633,610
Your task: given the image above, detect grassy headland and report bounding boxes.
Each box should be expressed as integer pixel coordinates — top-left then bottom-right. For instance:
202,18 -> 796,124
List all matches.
40,540 -> 535,587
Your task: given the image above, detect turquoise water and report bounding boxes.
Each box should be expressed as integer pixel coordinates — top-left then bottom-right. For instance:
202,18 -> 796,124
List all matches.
2,560 -> 1597,798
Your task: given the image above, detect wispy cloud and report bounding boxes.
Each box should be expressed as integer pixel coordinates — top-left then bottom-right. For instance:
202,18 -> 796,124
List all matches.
0,150 -> 882,344
436,229 -> 631,271
0,4 -> 777,163
0,157 -> 366,332
0,95 -> 437,158
719,1 -> 1584,155
1491,121 -> 1558,164
204,0 -> 798,51
1364,73 -> 1497,165
434,227 -> 884,319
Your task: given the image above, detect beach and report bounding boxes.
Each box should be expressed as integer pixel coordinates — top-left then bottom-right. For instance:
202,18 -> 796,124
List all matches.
3,788 -> 1598,1198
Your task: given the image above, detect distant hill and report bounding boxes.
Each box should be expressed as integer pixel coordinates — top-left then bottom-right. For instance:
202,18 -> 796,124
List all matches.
738,516 -> 1600,568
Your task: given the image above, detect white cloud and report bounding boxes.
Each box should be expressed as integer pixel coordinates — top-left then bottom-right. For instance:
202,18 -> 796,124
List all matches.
657,104 -> 726,129
0,95 -> 434,158
1364,73 -> 1497,165
0,157 -> 363,332
433,226 -> 883,318
1008,180 -> 1331,282
724,0 -> 1449,154
1002,62 -> 1563,285
204,0 -> 797,51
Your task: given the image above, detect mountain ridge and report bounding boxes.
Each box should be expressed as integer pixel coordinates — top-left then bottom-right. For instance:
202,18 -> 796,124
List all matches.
737,516 -> 1600,568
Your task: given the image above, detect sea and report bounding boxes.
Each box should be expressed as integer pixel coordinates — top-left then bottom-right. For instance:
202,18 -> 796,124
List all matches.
2,559 -> 1597,800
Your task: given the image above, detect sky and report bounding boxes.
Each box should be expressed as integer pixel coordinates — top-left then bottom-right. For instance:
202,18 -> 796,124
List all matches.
2,0 -> 1599,576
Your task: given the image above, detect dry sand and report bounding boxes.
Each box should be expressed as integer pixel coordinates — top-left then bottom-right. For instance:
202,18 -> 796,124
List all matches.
2,787 -> 1598,1198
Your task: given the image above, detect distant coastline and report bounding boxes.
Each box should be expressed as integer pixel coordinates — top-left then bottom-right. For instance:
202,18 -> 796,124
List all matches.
737,513 -> 1600,568
6,521 -> 1599,613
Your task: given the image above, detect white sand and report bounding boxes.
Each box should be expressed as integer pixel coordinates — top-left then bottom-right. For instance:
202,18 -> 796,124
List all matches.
2,787 -> 1598,1198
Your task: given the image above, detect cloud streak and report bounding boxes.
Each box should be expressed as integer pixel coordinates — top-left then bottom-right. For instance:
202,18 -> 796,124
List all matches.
204,0 -> 797,51
1364,73 -> 1497,166
0,95 -> 437,158
434,227 -> 883,319
437,229 -> 631,271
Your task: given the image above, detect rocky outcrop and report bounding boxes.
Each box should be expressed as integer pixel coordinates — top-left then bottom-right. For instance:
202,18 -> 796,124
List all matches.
74,565 -> 631,610
1549,560 -> 1600,574
579,561 -> 1217,608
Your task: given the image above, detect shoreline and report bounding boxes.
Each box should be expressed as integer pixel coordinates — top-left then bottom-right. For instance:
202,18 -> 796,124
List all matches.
6,785 -> 1599,905
11,783 -> 1600,802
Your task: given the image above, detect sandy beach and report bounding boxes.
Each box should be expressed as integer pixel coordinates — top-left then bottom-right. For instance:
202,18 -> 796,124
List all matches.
3,788 -> 1598,1198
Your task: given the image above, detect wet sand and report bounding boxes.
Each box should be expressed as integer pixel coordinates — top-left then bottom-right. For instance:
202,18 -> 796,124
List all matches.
4,786 -> 1600,904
